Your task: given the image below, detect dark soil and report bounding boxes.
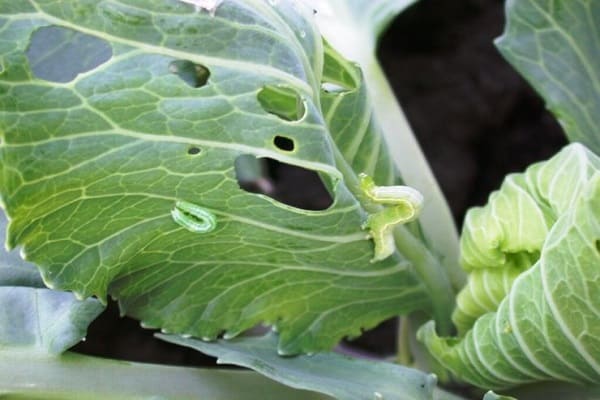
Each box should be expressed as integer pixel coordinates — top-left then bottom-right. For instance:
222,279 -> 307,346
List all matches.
381,0 -> 566,223
73,0 -> 567,366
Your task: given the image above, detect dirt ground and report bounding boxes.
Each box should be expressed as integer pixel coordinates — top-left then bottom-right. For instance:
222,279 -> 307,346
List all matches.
74,0 -> 567,366
381,0 -> 566,222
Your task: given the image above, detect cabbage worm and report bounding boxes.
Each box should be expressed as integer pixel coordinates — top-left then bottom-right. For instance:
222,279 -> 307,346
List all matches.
171,201 -> 217,233
359,173 -> 423,262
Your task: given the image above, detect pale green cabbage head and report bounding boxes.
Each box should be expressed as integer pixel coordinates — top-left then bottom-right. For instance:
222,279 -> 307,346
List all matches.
419,143 -> 600,390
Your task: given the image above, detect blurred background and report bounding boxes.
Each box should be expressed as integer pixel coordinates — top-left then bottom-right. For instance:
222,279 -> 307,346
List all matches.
73,0 -> 567,366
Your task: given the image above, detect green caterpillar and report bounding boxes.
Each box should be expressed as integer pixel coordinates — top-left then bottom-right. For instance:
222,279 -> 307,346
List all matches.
171,201 -> 217,233
359,173 -> 423,262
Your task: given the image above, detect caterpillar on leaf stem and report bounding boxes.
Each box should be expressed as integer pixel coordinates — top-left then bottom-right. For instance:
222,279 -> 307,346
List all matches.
359,173 -> 423,262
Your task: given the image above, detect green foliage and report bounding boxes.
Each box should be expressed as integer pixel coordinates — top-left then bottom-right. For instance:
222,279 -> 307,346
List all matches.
0,287 -> 102,354
0,211 -> 104,354
0,213 -> 326,399
0,0 -> 446,356
496,0 -> 600,154
159,332 -> 438,400
1,0 -> 600,399
419,144 -> 600,389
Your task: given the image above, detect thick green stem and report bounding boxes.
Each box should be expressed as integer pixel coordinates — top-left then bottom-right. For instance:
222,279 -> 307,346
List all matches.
396,316 -> 412,365
0,351 -> 329,400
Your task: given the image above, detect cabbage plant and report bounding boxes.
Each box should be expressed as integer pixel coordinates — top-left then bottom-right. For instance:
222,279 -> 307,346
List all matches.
0,0 -> 599,399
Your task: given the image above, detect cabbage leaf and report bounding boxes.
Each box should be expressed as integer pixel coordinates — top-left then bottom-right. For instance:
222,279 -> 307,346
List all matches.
496,0 -> 600,154
0,210 -> 103,355
159,332 -> 440,400
420,143 -> 600,389
0,0 -> 441,354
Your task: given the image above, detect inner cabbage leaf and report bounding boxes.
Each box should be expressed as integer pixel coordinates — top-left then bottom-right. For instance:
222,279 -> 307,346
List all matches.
420,143 -> 600,389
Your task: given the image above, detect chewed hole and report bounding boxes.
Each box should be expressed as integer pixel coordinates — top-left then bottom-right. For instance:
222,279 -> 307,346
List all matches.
187,146 -> 201,155
26,26 -> 112,83
234,154 -> 333,211
273,136 -> 295,152
169,60 -> 210,88
257,85 -> 305,122
235,154 -> 273,195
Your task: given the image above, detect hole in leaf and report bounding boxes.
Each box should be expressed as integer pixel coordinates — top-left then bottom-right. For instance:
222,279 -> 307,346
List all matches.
257,85 -> 305,121
273,135 -> 295,152
342,318 -> 398,357
169,60 -> 210,88
596,239 -> 600,254
234,154 -> 333,210
187,146 -> 201,155
26,26 -> 112,83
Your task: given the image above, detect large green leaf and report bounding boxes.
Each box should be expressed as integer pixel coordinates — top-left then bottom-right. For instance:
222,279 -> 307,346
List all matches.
159,332 -> 445,400
496,0 -> 600,153
0,212 -> 320,400
419,143 -> 600,389
0,0 -> 435,354
321,43 -> 398,187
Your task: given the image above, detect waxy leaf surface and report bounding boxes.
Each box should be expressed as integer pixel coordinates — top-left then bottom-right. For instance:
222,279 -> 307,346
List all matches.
496,0 -> 600,153
420,144 -> 600,389
0,210 -> 103,354
0,0 -> 430,354
159,332 -> 438,400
